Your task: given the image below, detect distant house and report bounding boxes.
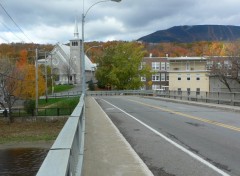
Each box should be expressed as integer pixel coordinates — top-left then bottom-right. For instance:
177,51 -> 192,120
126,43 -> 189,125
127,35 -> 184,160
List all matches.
141,55 -> 169,90
141,55 -> 240,93
168,57 -> 209,93
207,56 -> 240,92
39,20 -> 96,85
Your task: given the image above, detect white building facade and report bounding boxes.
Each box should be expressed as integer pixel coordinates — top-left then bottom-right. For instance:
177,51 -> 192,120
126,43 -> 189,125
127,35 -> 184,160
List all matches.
43,20 -> 96,85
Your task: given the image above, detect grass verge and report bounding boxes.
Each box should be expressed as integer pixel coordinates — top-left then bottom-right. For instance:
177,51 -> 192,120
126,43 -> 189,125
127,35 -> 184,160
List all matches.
53,84 -> 74,93
0,118 -> 67,144
39,97 -> 79,108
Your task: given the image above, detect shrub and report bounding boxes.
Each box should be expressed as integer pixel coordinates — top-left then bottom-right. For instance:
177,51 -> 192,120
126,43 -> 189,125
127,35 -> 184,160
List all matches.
88,80 -> 95,91
24,100 -> 35,114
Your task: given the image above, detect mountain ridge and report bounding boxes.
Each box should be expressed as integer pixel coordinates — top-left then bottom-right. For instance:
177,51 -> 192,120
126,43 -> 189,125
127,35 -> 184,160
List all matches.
138,25 -> 240,43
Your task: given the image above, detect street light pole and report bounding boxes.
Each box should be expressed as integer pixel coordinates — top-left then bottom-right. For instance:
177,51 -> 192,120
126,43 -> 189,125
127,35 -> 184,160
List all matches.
44,52 -> 48,102
35,48 -> 38,116
81,0 -> 121,95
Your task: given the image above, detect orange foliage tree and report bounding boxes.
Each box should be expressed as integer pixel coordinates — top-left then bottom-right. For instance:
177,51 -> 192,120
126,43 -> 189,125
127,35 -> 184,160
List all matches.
15,49 -> 45,99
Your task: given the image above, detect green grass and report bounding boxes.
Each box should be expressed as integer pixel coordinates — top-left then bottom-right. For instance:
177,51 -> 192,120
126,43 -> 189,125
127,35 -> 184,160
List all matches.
0,118 -> 67,144
53,84 -> 74,93
39,97 -> 79,108
35,97 -> 80,116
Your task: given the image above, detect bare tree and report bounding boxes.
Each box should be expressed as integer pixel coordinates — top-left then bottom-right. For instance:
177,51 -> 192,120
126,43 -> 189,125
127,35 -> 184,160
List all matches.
0,58 -> 24,123
210,56 -> 240,92
62,57 -> 75,84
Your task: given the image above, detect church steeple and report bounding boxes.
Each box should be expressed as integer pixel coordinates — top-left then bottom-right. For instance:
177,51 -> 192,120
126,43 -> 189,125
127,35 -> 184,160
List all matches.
74,18 -> 79,39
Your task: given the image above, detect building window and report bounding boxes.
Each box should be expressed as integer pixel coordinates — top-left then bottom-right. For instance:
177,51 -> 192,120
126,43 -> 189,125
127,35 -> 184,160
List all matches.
224,60 -> 232,69
72,41 -> 78,46
166,73 -> 169,81
178,88 -> 182,95
187,88 -> 191,95
166,62 -> 170,70
161,62 -> 166,70
152,62 -> 160,70
177,74 -> 181,80
206,61 -> 213,70
196,74 -> 200,80
196,88 -> 200,95
187,74 -> 191,80
152,74 -> 160,81
152,84 -> 160,90
161,73 -> 165,81
217,62 -> 222,69
141,76 -> 146,81
186,62 -> 190,71
140,62 -> 146,69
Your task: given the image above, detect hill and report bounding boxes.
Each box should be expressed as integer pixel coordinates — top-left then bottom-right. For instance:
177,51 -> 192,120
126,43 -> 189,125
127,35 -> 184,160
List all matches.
138,25 -> 240,43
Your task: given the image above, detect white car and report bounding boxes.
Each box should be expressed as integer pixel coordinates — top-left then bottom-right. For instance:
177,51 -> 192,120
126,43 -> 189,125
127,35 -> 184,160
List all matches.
0,107 -> 9,114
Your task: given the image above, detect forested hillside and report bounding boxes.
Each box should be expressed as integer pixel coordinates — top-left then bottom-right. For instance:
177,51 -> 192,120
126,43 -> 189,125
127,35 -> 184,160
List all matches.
0,43 -> 53,62
138,25 -> 240,43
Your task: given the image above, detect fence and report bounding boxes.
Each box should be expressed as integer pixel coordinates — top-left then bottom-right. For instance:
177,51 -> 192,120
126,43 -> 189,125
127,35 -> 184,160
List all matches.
86,90 -> 240,106
48,91 -> 82,98
0,108 -> 74,117
37,94 -> 85,176
156,90 -> 240,106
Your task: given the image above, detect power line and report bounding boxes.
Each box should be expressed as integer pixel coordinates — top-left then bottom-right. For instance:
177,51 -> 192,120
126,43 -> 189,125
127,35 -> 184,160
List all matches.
0,2 -> 33,43
0,35 -> 8,43
0,20 -> 24,42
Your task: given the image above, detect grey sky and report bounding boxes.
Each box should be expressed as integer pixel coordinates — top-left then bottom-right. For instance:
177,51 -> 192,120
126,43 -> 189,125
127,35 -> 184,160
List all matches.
0,0 -> 240,44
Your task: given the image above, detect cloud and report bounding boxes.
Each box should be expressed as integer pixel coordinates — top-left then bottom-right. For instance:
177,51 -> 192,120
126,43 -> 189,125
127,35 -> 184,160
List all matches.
0,0 -> 240,43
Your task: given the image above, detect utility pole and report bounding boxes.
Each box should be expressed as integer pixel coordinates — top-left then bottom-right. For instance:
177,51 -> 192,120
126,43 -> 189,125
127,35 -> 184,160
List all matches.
45,52 -> 48,102
51,55 -> 54,95
35,48 -> 38,116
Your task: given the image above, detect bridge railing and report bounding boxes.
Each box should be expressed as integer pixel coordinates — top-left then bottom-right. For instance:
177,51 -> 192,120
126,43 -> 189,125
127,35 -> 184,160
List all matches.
37,94 -> 85,176
86,90 -> 154,96
155,90 -> 240,106
86,90 -> 240,106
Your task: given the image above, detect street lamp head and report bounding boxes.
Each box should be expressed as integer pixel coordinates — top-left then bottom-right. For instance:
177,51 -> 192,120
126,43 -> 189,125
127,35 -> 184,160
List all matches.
111,0 -> 121,2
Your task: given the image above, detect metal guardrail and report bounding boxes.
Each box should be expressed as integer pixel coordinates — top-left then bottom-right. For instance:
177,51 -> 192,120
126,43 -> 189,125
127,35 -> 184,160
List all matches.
37,94 -> 85,176
156,90 -> 240,106
48,91 -> 82,98
86,90 -> 240,106
86,90 -> 154,96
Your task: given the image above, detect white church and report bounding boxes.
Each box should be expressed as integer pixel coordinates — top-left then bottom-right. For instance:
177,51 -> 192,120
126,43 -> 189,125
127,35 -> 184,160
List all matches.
42,20 -> 96,85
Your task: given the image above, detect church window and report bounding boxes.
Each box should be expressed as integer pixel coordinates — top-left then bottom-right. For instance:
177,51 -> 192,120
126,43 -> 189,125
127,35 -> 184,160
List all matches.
72,41 -> 78,46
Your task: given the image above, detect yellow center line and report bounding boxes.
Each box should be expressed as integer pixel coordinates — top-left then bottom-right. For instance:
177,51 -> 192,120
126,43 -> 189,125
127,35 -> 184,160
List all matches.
125,98 -> 240,132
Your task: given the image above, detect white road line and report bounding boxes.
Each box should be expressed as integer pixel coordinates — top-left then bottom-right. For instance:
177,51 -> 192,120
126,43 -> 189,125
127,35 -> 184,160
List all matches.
101,99 -> 231,176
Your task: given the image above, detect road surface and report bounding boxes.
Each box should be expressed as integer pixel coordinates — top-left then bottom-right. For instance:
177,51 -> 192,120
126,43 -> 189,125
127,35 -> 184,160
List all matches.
96,96 -> 240,176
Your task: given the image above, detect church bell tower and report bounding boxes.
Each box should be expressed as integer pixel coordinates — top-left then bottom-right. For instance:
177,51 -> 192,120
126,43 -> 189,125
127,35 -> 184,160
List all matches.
70,18 -> 82,84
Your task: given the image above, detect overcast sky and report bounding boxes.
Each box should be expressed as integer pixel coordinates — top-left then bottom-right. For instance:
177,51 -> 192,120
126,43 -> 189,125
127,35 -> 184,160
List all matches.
0,0 -> 240,44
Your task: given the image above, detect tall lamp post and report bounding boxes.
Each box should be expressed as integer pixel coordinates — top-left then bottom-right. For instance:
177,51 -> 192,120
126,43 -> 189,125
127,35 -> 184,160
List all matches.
81,0 -> 121,94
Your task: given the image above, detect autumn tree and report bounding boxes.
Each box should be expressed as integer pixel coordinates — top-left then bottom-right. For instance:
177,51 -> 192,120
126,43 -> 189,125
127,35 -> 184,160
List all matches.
0,58 -> 24,123
16,50 -> 45,99
95,42 -> 151,90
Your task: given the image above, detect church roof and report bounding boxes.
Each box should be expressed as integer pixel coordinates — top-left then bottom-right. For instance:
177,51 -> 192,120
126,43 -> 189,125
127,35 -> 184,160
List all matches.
57,43 -> 96,71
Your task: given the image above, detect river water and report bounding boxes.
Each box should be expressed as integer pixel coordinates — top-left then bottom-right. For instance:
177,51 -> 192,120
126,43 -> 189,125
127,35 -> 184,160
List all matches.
0,148 -> 48,176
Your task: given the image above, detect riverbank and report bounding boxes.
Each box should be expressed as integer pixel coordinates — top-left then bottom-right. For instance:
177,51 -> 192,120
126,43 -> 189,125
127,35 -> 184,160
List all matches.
0,117 -> 67,148
0,140 -> 54,150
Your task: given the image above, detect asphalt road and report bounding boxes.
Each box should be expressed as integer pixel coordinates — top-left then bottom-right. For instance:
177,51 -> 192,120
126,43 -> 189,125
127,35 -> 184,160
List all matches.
95,96 -> 240,176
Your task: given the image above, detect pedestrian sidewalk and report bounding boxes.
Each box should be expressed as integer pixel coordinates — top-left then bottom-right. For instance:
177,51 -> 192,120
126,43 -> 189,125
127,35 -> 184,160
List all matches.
82,97 -> 153,176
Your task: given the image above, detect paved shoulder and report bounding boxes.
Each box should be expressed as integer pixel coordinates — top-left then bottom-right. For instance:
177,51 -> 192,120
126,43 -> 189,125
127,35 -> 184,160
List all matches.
83,96 -> 153,176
